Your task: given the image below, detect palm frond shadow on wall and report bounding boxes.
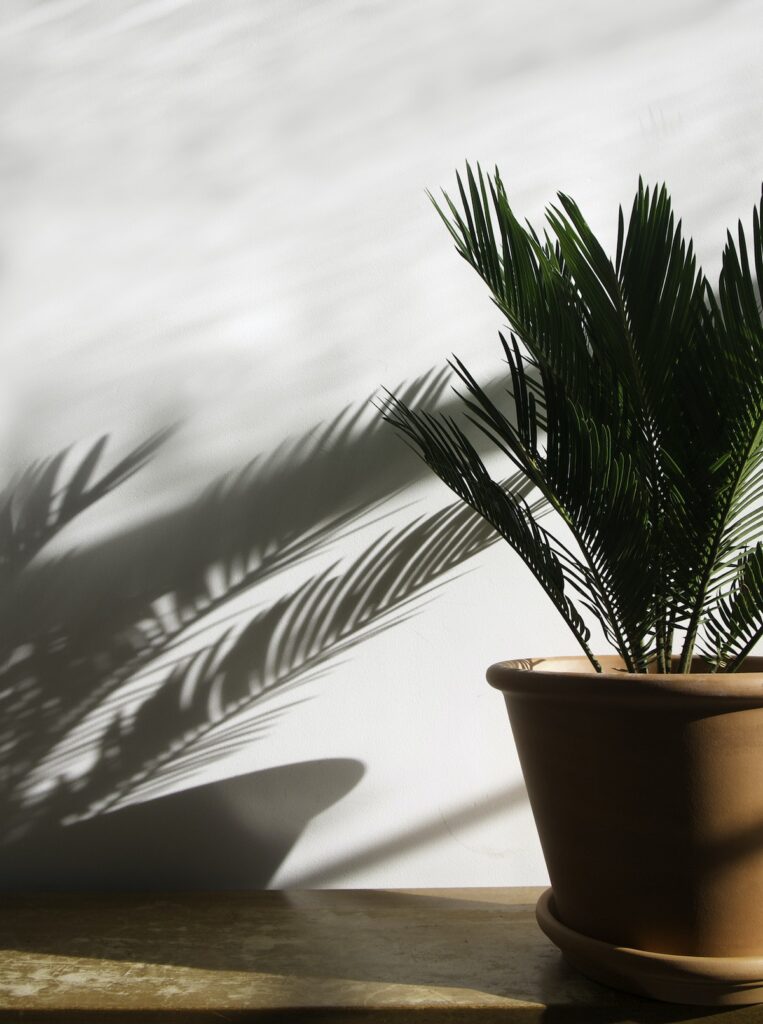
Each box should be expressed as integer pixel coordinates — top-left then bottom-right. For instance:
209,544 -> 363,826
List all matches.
0,368 -> 533,889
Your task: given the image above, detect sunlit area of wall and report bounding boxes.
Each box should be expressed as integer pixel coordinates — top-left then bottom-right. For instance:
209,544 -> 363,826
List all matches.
1,0 -> 762,889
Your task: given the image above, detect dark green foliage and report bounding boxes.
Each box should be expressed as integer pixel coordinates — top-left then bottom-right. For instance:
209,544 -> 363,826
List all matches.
382,166 -> 763,673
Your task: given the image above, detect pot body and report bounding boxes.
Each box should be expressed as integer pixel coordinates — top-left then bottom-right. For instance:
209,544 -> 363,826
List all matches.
487,656 -> 763,959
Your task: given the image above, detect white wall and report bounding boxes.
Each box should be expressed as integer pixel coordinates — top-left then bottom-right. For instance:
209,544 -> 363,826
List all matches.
2,0 -> 762,889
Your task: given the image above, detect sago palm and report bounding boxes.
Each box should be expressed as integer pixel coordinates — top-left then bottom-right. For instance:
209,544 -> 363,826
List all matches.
382,166 -> 763,674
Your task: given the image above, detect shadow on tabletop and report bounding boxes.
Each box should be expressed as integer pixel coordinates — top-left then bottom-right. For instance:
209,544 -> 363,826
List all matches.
0,780 -> 749,1021
0,883 -> 751,1023
0,1012 -> 752,1024
0,782 -> 742,1022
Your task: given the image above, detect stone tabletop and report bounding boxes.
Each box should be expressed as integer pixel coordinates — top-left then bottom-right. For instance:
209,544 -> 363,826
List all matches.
0,887 -> 760,1022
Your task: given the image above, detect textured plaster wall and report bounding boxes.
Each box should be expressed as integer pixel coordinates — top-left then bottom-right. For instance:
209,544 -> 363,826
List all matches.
1,0 -> 762,888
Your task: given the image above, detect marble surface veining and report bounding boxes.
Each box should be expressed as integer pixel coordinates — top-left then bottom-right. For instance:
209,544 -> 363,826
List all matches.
0,888 -> 759,1021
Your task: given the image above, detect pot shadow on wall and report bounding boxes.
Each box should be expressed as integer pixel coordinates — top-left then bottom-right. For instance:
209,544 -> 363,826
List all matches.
0,758 -> 365,890
0,367 -> 533,889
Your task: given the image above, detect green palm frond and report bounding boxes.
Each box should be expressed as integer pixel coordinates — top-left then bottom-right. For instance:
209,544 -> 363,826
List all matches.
379,391 -> 596,667
392,165 -> 763,672
672,203 -> 763,668
700,544 -> 763,671
447,337 -> 653,670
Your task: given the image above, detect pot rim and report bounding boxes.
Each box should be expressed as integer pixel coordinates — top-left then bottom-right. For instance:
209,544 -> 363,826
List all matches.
487,655 -> 763,703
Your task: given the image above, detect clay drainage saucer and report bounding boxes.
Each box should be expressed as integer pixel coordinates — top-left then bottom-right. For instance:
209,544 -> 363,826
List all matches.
536,889 -> 763,1006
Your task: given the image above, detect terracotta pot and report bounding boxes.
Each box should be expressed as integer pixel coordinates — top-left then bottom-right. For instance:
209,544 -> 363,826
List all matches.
487,655 -> 763,1005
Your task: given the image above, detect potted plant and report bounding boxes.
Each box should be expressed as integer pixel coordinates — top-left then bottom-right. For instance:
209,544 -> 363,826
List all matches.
382,165 -> 763,1006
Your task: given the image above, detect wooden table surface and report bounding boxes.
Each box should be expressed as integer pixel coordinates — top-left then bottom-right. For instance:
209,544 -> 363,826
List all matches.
0,887 -> 761,1022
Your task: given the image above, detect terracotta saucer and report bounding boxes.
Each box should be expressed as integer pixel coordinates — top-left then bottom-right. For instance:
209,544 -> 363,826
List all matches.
536,888 -> 763,1006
